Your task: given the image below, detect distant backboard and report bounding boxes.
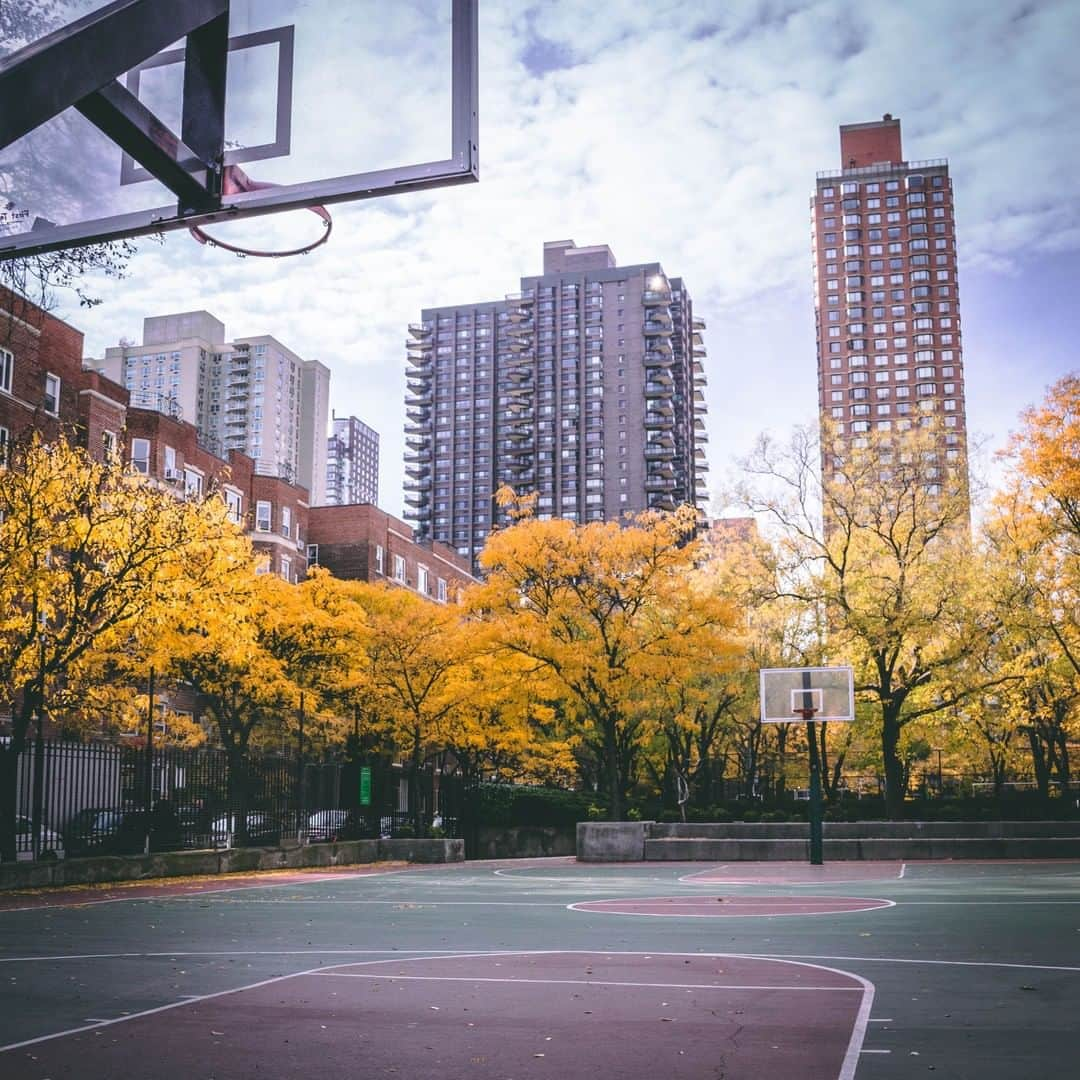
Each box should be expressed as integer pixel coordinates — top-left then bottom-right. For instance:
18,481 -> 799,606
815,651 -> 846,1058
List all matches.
759,666 -> 855,724
0,0 -> 478,257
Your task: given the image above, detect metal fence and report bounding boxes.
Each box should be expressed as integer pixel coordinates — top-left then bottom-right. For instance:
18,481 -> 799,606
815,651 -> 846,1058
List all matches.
5,738 -> 469,862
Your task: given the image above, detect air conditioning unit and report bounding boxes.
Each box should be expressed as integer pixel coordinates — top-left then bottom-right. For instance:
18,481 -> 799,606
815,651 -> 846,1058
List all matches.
163,468 -> 181,482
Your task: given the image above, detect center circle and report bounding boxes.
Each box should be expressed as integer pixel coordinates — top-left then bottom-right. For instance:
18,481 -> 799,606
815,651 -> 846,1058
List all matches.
569,894 -> 894,917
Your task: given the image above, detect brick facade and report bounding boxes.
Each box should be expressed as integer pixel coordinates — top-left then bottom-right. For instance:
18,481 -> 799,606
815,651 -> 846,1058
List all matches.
307,503 -> 476,601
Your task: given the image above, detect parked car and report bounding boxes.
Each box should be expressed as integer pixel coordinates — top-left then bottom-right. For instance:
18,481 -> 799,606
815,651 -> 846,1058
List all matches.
63,806 -> 183,857
15,815 -> 65,861
209,811 -> 280,849
305,810 -> 351,842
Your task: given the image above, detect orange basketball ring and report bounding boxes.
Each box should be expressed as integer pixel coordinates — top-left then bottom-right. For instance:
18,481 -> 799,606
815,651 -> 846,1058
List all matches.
188,165 -> 332,258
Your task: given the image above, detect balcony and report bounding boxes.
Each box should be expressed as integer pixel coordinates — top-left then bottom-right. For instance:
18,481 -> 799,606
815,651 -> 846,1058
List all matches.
505,291 -> 535,304
406,350 -> 432,369
645,414 -> 674,431
644,351 -> 673,368
642,290 -> 672,306
404,450 -> 431,464
692,316 -> 706,331
644,321 -> 673,337
645,443 -> 675,460
408,322 -> 433,338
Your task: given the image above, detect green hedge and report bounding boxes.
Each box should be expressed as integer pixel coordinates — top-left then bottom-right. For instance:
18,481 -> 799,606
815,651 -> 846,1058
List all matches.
474,784 -> 602,828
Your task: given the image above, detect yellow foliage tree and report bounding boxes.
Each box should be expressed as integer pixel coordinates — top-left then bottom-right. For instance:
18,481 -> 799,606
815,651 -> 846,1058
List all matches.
737,421 -> 1002,818
0,435 -> 249,860
472,500 -> 739,820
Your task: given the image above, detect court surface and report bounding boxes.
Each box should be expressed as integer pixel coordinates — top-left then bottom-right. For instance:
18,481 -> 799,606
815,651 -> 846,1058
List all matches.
1,858 -> 1077,1078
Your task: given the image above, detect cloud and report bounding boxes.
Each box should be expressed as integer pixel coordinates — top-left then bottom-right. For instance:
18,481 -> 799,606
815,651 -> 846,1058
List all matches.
40,0 -> 1080,519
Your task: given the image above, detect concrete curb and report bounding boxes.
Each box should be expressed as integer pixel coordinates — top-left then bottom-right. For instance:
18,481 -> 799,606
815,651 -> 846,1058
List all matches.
0,837 -> 464,892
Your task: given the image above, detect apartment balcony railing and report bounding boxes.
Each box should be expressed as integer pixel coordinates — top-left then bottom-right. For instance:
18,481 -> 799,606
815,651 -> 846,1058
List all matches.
815,157 -> 947,181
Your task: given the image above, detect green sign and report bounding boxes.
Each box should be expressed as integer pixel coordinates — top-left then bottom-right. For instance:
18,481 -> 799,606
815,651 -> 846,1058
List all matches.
359,766 -> 372,806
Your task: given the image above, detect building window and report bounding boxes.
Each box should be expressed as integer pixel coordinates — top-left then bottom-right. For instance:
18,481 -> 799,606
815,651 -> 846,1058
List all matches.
130,437 -> 151,474
0,425 -> 8,465
307,544 -> 319,565
43,373 -> 60,415
101,430 -> 117,458
224,488 -> 243,524
375,544 -> 384,575
0,348 -> 12,393
393,554 -> 406,582
255,500 -> 272,532
281,555 -> 292,582
184,468 -> 203,499
281,505 -> 291,539
417,564 -> 429,595
437,578 -> 447,603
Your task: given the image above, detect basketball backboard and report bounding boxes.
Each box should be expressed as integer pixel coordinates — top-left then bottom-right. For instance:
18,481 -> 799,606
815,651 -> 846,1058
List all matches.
0,0 -> 478,258
759,666 -> 855,724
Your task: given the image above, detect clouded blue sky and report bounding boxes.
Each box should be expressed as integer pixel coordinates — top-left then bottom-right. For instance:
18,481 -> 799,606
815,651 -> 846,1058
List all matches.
45,0 -> 1080,516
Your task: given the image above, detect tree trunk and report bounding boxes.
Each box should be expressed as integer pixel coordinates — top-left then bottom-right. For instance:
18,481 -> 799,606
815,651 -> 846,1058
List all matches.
1028,724 -> 1050,800
603,714 -> 623,820
882,712 -> 906,820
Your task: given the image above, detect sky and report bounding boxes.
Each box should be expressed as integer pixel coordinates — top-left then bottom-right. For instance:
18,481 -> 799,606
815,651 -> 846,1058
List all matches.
24,0 -> 1080,519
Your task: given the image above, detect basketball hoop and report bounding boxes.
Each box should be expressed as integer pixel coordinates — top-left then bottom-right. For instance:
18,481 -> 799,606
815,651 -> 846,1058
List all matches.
188,165 -> 332,258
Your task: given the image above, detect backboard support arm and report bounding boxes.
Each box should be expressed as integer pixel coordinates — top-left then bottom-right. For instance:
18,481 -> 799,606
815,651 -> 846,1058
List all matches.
0,0 -> 229,210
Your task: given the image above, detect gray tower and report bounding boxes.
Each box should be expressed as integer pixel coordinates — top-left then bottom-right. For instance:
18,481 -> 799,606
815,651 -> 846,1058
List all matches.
405,240 -> 709,566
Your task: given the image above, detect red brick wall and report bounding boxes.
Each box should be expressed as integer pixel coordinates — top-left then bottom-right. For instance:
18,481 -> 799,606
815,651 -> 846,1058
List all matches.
839,120 -> 902,168
307,503 -> 475,599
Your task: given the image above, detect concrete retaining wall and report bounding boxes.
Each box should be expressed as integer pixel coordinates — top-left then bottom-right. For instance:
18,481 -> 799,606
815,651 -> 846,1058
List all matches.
472,826 -> 576,860
576,821 -> 651,862
578,820 -> 1080,862
0,837 -> 463,892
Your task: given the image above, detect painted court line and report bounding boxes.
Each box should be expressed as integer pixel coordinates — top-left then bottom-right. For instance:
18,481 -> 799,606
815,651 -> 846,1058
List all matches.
316,971 -> 863,991
744,952 -> 1080,973
0,947 -> 876,1080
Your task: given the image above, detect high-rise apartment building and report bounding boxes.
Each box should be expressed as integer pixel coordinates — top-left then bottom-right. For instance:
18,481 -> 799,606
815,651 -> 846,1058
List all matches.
812,115 -> 967,474
325,411 -> 379,505
405,240 -> 709,566
99,312 -> 331,504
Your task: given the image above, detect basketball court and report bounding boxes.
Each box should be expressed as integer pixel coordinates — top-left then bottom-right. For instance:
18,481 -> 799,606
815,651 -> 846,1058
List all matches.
1,856 -> 1077,1078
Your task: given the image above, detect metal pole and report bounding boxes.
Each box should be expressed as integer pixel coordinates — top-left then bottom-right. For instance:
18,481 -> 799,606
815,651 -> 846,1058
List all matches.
805,719 -> 823,866
798,670 -> 823,866
296,692 -> 305,842
30,633 -> 46,861
144,667 -> 155,855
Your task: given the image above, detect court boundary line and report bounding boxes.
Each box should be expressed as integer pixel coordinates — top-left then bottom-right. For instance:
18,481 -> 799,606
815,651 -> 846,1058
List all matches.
736,951 -> 1080,973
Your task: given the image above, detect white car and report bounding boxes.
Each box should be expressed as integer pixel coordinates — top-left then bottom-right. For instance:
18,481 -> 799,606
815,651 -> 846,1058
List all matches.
306,810 -> 351,842
16,815 -> 65,861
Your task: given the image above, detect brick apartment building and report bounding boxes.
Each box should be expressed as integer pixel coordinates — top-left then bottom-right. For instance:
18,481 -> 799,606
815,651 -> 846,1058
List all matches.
307,504 -> 476,601
1,289 -> 311,580
811,116 -> 968,489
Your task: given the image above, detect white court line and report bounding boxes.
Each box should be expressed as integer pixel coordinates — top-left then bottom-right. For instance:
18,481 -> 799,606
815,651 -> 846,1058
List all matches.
0,966 -> 322,1054
567,895 -> 896,917
861,1049 -> 892,1054
739,952 -> 1080,974
0,948 -> 875,1080
899,863 -> 907,878
316,971 -> 862,991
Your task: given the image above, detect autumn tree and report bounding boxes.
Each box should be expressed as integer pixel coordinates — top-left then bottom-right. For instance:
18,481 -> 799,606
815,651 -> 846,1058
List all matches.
0,435 -> 250,860
341,583 -> 473,829
736,420 -> 1003,818
471,500 -> 739,820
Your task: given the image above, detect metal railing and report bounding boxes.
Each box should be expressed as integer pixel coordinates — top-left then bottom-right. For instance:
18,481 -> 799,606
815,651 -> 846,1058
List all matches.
816,158 -> 948,180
